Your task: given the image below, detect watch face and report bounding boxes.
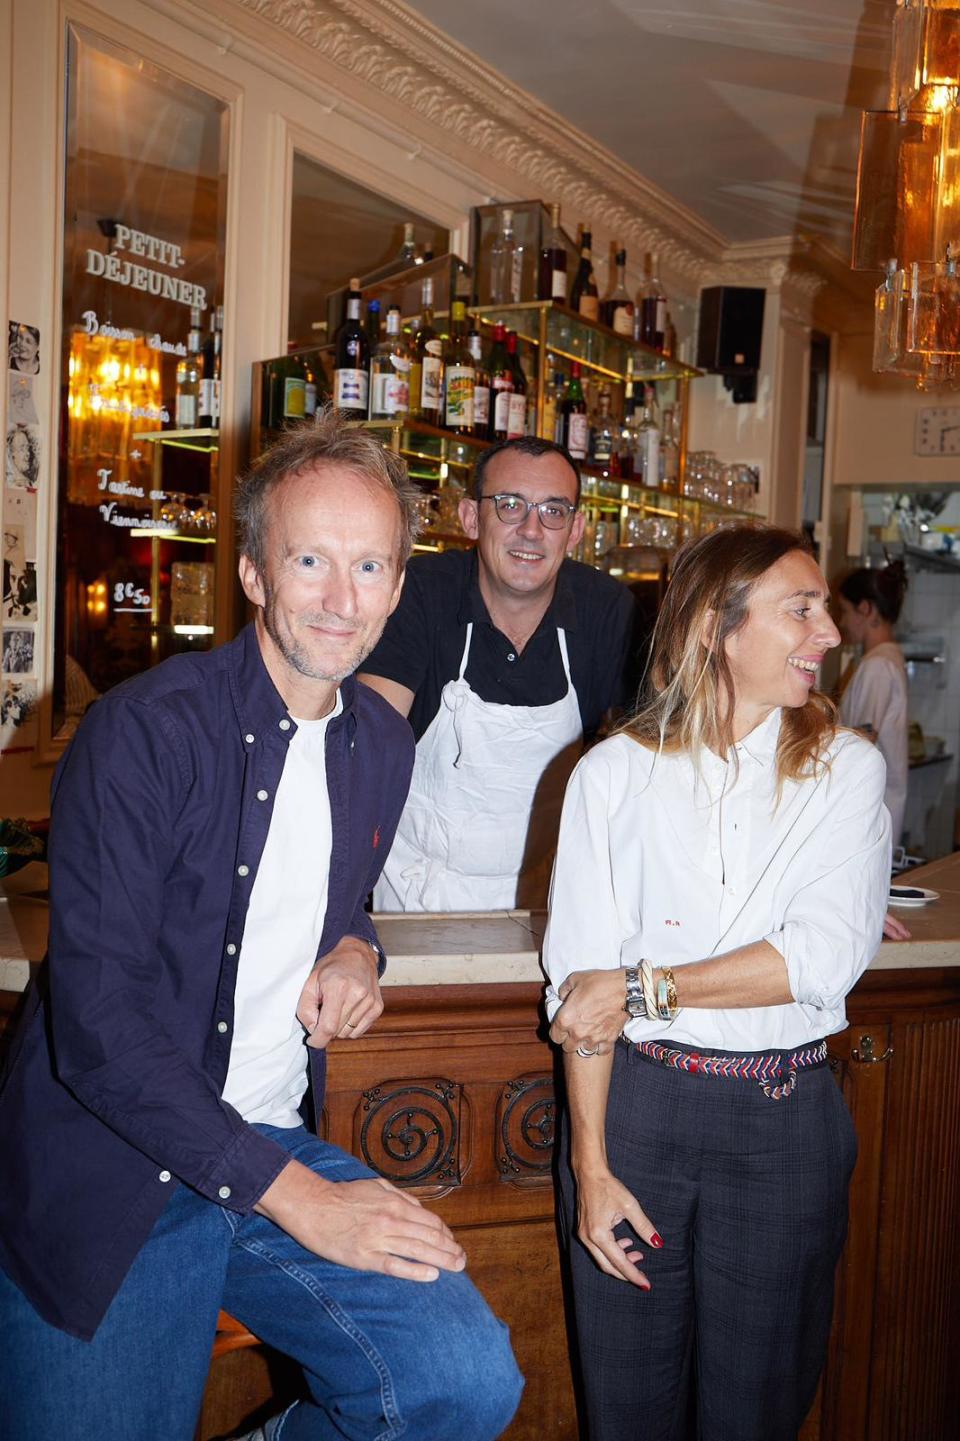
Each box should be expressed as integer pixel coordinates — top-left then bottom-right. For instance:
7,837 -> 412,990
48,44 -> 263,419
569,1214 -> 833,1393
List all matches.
915,406 -> 960,456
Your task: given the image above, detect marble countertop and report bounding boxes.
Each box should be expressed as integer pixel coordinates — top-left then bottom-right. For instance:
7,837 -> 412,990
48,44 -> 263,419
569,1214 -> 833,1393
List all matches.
3,856 -> 960,992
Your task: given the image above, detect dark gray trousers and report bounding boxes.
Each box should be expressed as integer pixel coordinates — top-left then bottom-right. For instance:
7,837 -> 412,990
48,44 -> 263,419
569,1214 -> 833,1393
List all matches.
559,1039 -> 857,1441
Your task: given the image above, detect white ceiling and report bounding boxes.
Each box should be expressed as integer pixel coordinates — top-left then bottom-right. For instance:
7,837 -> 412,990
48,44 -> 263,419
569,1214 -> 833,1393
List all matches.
403,0 -> 896,251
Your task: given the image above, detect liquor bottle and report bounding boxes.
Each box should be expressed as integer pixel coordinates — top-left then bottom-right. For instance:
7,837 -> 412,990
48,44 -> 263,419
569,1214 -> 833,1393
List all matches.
357,222 -> 420,287
541,370 -> 566,445
369,305 -> 411,421
640,254 -> 668,351
410,275 -> 444,425
662,311 -> 678,360
443,300 -> 475,434
661,403 -> 680,485
267,352 -> 307,429
570,229 -> 599,322
365,298 -> 382,353
175,307 -> 203,428
333,278 -> 370,419
560,361 -> 588,459
303,355 -> 319,419
606,248 -> 634,336
490,208 -> 522,305
488,323 -> 514,441
617,364 -> 636,478
635,385 -> 661,485
538,202 -> 567,303
468,327 -> 490,440
505,331 -> 527,439
198,306 -> 222,429
399,222 -> 418,266
590,385 -> 615,464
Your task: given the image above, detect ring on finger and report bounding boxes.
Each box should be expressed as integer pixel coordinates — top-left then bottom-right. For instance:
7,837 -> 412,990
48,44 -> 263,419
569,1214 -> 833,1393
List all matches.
576,1044 -> 598,1058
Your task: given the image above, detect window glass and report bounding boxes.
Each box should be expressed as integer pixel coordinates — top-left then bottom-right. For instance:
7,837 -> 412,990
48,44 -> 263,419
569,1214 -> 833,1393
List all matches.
288,153 -> 447,349
54,25 -> 228,737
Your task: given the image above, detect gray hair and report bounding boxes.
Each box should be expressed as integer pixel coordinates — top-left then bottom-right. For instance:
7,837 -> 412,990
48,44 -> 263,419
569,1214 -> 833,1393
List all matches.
235,406 -> 422,573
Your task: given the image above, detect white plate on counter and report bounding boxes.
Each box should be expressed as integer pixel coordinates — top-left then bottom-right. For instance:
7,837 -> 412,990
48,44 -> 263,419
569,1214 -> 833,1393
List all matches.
888,886 -> 940,907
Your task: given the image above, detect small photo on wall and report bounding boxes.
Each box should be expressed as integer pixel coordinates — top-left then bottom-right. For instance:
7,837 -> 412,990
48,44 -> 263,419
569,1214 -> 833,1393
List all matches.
5,488 -> 37,558
7,320 -> 40,375
2,626 -> 35,675
5,422 -> 41,490
3,523 -> 37,622
0,676 -> 38,750
8,372 -> 39,427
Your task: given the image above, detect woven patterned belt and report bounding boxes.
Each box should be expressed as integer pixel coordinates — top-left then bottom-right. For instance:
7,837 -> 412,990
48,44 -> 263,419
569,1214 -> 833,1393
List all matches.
633,1038 -> 829,1100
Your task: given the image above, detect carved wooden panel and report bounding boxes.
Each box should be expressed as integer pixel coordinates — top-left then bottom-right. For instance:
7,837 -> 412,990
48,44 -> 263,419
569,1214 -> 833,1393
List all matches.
355,1076 -> 467,1191
496,1074 -> 555,1187
869,1014 -> 960,1440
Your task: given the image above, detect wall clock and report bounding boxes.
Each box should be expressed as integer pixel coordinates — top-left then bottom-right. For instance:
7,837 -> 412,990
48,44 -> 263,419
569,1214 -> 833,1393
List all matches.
915,407 -> 960,456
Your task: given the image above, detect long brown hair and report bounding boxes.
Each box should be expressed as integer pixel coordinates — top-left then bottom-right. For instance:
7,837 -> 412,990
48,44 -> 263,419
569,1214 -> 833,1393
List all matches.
624,524 -> 837,788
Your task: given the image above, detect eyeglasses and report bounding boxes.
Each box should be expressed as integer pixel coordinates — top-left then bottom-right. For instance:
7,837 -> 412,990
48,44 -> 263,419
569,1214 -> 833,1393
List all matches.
479,493 -> 577,530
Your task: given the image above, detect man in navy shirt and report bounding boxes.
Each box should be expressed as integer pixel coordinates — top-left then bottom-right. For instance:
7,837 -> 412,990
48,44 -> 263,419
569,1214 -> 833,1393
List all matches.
0,415 -> 522,1441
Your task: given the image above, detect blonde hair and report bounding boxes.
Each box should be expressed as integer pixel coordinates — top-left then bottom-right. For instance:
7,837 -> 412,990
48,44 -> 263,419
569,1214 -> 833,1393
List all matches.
624,524 -> 837,789
235,406 -> 422,573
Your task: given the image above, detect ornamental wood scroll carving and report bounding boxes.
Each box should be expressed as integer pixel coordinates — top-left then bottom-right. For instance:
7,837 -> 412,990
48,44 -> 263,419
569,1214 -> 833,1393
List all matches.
231,0 -> 720,281
352,1073 -> 558,1191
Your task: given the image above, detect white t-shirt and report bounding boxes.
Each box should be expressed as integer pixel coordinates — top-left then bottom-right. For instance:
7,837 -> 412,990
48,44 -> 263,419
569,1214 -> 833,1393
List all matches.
838,642 -> 908,844
222,694 -> 341,1127
544,709 -> 890,1053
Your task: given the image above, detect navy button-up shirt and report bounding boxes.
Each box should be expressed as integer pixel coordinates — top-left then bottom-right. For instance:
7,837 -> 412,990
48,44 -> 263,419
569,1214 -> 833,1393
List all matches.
0,624 -> 414,1339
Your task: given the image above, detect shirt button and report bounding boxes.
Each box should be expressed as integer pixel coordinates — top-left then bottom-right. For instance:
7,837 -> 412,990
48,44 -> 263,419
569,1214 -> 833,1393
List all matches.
506,652 -> 516,662
256,789 -> 268,802
237,864 -> 249,877
158,1170 -> 171,1183
218,1186 -> 232,1200
279,718 -> 291,731
226,943 -> 237,956
244,733 -> 255,744
217,1020 -> 229,1034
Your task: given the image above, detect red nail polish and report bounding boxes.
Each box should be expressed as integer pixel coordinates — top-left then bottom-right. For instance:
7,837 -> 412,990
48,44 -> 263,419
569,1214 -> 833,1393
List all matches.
640,1279 -> 651,1291
650,1233 -> 664,1249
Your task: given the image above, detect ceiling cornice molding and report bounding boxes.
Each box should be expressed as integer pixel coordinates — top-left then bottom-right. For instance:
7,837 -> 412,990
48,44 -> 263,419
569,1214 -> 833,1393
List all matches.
227,0 -> 725,280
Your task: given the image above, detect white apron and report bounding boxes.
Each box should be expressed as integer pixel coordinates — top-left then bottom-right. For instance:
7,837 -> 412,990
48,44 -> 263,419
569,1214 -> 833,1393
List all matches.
374,624 -> 583,912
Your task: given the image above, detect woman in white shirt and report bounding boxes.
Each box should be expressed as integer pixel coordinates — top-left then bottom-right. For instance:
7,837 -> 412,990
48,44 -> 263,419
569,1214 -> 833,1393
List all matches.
545,525 -> 889,1441
836,561 -> 909,846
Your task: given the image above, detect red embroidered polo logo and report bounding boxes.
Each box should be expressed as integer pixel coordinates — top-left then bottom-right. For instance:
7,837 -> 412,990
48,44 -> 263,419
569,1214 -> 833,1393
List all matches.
373,826 -> 381,849
665,919 -> 681,927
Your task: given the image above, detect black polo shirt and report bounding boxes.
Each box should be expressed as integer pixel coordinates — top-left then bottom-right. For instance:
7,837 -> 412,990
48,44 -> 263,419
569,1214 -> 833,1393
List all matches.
363,548 -> 637,744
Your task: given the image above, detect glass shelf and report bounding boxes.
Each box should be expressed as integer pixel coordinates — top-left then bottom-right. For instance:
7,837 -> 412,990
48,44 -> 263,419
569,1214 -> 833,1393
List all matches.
682,493 -> 758,522
470,301 -> 700,384
132,427 -> 220,452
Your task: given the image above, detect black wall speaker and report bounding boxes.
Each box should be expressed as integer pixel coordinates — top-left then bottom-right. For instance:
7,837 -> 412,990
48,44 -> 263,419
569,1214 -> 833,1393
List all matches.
697,287 -> 766,402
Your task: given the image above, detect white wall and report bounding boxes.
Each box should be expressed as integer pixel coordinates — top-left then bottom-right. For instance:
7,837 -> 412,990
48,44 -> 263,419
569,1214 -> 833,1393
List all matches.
831,329 -> 960,489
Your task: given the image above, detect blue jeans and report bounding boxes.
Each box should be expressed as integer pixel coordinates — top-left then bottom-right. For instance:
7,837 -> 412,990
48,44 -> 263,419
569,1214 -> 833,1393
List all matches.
0,1126 -> 523,1441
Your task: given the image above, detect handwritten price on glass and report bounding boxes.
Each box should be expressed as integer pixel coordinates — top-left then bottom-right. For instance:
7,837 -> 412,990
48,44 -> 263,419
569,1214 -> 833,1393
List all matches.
113,582 -> 150,608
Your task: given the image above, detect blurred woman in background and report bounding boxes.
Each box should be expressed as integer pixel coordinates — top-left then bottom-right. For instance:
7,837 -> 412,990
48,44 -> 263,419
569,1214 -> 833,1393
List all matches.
836,561 -> 909,848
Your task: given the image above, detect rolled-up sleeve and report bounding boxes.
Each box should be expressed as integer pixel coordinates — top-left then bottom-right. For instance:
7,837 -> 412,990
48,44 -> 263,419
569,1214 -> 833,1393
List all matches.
543,745 -> 630,1020
764,740 -> 890,1010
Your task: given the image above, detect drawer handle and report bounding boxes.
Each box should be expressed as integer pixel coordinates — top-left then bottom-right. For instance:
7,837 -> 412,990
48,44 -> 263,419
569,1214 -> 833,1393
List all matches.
852,1034 -> 893,1065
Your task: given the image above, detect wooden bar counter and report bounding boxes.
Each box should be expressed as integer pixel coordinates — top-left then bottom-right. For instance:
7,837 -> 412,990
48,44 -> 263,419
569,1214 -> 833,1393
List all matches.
2,862 -> 960,1440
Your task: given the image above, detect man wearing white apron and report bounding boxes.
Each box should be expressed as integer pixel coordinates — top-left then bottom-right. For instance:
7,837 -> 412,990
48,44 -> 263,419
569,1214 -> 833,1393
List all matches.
361,437 -> 636,912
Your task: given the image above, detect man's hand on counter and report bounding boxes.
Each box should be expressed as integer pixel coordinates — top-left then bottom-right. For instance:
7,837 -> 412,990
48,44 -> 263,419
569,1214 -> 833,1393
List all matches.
550,969 -> 626,1054
297,938 -> 383,1047
882,911 -> 911,942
